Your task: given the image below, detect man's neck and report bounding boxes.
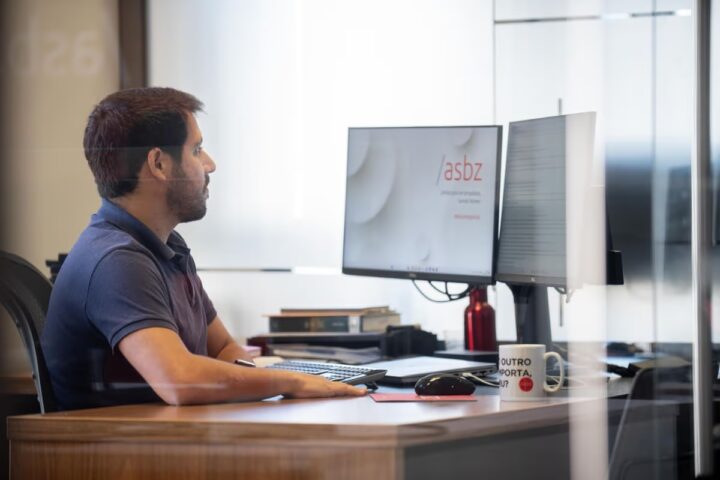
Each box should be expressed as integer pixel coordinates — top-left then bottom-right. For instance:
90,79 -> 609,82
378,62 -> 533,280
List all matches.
109,196 -> 176,243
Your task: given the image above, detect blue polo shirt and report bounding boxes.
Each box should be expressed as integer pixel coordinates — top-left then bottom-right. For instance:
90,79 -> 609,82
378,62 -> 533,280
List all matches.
42,199 -> 217,410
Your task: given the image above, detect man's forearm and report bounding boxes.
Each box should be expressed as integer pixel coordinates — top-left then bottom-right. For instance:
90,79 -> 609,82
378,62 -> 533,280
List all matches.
159,353 -> 366,405
215,340 -> 253,363
120,327 -> 364,406
161,353 -> 299,404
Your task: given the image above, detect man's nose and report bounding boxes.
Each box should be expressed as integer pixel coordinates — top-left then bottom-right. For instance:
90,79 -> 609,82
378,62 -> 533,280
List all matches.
204,152 -> 216,173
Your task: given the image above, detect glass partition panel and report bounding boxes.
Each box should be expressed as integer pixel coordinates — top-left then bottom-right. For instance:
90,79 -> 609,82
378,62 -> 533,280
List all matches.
495,1 -> 700,478
144,0 -> 712,478
2,1 -> 716,479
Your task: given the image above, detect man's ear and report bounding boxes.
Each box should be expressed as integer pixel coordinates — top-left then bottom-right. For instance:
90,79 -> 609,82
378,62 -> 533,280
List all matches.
146,148 -> 172,181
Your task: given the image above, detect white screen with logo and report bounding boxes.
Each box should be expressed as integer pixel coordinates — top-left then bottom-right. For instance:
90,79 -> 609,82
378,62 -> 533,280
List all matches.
343,127 -> 501,282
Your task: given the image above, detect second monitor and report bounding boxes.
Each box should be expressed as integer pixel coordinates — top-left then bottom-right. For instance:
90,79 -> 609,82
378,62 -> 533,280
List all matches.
342,126 -> 502,285
496,112 -> 597,348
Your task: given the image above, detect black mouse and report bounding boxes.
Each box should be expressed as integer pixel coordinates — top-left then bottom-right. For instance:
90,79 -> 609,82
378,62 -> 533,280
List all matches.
414,373 -> 476,396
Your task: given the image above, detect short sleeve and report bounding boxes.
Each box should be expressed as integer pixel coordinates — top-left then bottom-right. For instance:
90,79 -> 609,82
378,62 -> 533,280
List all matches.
86,249 -> 178,349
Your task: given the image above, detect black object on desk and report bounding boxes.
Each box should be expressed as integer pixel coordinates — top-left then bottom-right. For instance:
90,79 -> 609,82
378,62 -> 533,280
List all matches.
248,326 -> 438,358
45,253 -> 67,283
414,373 -> 476,395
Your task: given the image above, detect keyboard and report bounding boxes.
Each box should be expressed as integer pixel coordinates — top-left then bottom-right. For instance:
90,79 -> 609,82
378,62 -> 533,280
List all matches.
266,360 -> 387,386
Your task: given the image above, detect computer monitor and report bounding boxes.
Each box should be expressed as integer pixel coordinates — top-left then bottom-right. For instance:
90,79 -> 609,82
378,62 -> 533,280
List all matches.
342,126 -> 502,285
496,113 -> 596,348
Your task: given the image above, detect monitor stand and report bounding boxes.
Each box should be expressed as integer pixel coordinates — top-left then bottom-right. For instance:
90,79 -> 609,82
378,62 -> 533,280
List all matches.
508,284 -> 553,351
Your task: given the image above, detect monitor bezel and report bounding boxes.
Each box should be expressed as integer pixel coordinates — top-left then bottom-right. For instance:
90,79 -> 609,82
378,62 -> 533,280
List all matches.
341,125 -> 503,286
494,273 -> 566,288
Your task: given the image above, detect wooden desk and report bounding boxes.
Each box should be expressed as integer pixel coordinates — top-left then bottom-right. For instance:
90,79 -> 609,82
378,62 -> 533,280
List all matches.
7,391 -> 671,480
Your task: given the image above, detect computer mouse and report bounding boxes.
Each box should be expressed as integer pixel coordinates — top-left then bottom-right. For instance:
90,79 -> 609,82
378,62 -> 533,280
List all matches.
414,373 -> 476,396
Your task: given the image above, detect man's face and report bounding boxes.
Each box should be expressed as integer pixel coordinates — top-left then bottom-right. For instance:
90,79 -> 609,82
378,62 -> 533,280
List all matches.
166,113 -> 216,223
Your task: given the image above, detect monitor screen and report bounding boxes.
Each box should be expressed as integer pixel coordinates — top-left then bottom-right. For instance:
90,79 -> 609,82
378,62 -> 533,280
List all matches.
496,112 -> 596,288
342,126 -> 502,284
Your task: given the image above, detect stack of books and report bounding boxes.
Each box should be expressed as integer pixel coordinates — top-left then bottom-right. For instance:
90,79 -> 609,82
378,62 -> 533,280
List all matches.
265,305 -> 401,334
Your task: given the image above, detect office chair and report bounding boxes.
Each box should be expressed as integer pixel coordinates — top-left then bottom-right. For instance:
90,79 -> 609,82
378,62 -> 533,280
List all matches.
0,251 -> 57,413
608,365 -> 696,480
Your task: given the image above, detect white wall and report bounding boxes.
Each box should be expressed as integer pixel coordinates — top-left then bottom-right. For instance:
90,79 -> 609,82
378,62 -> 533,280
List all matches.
148,0 -> 500,342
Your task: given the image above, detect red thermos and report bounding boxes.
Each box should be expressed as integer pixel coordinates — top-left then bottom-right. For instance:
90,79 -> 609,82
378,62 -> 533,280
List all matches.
464,287 -> 497,351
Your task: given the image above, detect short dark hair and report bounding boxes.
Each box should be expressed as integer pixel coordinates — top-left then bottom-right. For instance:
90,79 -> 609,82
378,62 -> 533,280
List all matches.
83,87 -> 204,198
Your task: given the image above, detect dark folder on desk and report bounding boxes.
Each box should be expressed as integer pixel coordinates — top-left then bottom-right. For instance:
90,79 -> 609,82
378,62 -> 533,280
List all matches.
363,356 -> 496,385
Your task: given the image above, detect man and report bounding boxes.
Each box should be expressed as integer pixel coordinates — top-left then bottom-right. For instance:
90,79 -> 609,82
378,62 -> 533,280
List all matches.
41,87 -> 364,410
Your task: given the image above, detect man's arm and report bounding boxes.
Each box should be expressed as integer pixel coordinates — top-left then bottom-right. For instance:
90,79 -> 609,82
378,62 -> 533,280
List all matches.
206,316 -> 252,363
118,327 -> 365,406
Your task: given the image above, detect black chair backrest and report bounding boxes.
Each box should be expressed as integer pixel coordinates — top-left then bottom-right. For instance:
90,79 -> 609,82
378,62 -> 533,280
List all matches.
0,251 -> 57,413
608,365 -> 694,480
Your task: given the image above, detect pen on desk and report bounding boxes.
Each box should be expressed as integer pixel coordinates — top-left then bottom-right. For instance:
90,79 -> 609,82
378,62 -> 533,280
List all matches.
234,359 -> 257,367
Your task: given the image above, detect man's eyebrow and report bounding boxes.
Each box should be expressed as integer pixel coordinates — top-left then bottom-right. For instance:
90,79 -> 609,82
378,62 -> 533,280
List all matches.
194,138 -> 203,147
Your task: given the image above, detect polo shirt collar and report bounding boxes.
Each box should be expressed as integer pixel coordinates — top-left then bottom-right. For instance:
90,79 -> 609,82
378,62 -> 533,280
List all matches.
96,199 -> 176,261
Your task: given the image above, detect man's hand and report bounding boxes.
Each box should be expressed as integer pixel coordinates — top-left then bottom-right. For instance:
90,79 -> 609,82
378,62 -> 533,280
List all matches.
283,372 -> 367,399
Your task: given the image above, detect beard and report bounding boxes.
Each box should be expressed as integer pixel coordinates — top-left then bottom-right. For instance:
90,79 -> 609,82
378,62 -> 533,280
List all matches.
166,164 -> 209,223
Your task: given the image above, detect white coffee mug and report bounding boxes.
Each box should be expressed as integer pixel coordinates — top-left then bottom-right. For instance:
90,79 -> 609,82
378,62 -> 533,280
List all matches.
498,344 -> 564,401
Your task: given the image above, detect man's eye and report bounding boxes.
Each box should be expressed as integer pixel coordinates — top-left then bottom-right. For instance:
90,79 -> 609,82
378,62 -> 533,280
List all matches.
194,146 -> 203,155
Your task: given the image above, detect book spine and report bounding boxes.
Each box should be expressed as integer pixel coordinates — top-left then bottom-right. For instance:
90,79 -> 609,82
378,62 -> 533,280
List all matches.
269,317 -> 311,332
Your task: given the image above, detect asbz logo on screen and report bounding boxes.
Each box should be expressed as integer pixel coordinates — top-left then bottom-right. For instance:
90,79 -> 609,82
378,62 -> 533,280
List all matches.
440,154 -> 483,182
